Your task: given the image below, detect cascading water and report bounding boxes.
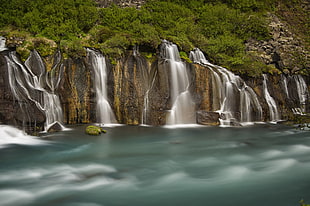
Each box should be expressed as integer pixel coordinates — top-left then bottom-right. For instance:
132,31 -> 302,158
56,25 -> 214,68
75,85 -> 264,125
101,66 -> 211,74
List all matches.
161,41 -> 195,125
189,48 -> 209,65
293,75 -> 308,114
5,50 -> 64,132
87,49 -> 116,125
0,36 -> 8,51
142,70 -> 157,126
262,74 -> 279,122
281,74 -> 290,99
190,48 -> 263,126
281,74 -> 309,114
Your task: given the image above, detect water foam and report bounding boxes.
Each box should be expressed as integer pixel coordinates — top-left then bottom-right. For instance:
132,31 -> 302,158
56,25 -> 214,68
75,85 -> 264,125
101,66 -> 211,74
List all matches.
0,125 -> 47,148
288,144 -> 310,154
0,189 -> 34,206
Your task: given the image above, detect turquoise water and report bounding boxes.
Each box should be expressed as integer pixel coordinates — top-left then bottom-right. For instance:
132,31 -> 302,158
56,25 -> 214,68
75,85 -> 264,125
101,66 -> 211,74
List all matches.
0,124 -> 310,206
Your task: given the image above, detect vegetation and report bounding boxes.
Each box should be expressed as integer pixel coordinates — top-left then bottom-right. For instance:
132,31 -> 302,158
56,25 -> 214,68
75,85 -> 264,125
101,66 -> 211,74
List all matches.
0,0 -> 308,76
300,199 -> 310,206
85,125 -> 107,135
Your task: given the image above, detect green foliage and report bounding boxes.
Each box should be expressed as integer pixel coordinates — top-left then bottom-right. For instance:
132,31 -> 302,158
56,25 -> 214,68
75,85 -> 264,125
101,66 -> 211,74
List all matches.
98,34 -> 131,57
85,125 -> 107,136
31,37 -> 58,57
0,0 -> 299,76
1,0 -> 98,41
99,5 -> 161,48
60,38 -> 86,58
179,51 -> 192,63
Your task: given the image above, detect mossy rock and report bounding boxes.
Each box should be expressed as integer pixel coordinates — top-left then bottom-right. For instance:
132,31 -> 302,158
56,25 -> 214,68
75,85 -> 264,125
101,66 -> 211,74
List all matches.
85,125 -> 107,136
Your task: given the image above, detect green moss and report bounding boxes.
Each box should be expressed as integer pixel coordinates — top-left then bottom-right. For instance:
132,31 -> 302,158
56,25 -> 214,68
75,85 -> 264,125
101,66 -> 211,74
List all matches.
141,52 -> 154,60
31,37 -> 57,57
16,47 -> 31,61
300,199 -> 310,206
179,51 -> 192,63
85,125 -> 107,136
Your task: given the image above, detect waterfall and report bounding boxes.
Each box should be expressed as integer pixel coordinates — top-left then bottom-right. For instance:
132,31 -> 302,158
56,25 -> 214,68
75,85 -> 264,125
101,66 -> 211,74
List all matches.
262,74 -> 279,122
282,74 -> 309,114
0,36 -> 8,51
160,41 -> 195,125
293,75 -> 308,114
87,49 -> 116,125
5,50 -> 64,131
189,48 -> 209,65
281,75 -> 290,99
190,48 -> 262,126
142,69 -> 157,125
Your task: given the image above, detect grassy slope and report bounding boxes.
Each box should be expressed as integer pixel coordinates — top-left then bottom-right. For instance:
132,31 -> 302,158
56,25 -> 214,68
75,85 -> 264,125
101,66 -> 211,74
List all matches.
0,0 -> 308,76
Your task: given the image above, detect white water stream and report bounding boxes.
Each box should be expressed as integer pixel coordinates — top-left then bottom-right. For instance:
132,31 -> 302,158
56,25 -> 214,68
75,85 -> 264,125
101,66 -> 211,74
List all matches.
87,49 -> 116,124
190,48 -> 262,126
5,50 -> 64,132
161,41 -> 195,125
263,74 -> 280,122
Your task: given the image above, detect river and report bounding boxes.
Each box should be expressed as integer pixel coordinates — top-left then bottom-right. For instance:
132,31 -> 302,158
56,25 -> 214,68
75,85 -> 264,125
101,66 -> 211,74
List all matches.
0,124 -> 309,206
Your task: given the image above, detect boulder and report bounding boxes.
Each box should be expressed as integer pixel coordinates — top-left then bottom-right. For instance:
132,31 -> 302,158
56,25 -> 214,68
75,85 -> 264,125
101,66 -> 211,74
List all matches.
197,111 -> 220,125
85,125 -> 107,135
47,122 -> 63,133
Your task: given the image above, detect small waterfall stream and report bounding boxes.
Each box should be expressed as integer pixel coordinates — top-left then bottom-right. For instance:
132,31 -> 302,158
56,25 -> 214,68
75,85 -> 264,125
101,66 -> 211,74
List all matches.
161,41 -> 195,125
281,74 -> 309,114
87,49 -> 116,125
190,48 -> 262,126
142,70 -> 157,125
5,50 -> 64,131
262,74 -> 279,122
293,75 -> 308,114
0,36 -> 8,51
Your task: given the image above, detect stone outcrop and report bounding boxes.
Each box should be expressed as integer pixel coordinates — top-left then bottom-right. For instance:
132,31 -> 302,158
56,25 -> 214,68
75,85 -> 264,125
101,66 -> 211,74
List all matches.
94,0 -> 145,8
246,13 -> 309,74
196,111 -> 220,125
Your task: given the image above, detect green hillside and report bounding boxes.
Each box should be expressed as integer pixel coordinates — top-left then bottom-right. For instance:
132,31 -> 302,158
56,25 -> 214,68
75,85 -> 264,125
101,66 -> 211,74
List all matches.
0,0 -> 308,76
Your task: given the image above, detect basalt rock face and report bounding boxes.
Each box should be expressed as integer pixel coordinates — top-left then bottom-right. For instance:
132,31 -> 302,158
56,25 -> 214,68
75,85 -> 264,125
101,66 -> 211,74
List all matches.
60,58 -> 93,124
111,51 -> 149,125
191,64 -> 212,112
146,59 -> 171,125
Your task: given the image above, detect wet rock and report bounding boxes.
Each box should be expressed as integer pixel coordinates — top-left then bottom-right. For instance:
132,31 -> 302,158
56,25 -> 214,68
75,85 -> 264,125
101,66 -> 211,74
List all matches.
112,50 -> 149,125
59,58 -> 93,124
47,122 -> 63,133
85,125 -> 106,135
197,111 -> 220,125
